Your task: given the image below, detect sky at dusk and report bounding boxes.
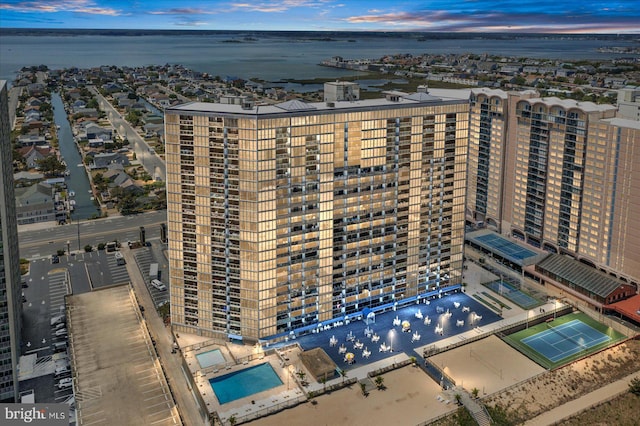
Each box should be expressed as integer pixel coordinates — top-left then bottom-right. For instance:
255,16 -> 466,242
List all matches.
0,0 -> 639,33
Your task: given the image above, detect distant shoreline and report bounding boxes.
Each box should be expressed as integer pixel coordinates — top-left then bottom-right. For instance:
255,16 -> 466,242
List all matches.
1,28 -> 635,40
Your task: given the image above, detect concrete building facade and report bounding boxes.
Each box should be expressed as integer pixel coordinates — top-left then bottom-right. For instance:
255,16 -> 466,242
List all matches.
165,92 -> 469,341
468,90 -> 640,287
0,80 -> 22,402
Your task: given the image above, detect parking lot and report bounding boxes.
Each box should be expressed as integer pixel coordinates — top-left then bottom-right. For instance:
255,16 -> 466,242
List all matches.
133,245 -> 169,309
19,240 -> 168,407
67,284 -> 179,425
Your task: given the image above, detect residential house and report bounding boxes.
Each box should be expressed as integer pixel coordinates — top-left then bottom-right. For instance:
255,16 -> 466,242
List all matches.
18,146 -> 52,169
74,108 -> 99,119
17,134 -> 47,147
85,123 -> 112,140
87,139 -> 105,148
14,182 -> 57,225
111,172 -> 143,195
72,100 -> 87,111
91,152 -> 130,169
26,83 -> 45,96
13,171 -> 44,188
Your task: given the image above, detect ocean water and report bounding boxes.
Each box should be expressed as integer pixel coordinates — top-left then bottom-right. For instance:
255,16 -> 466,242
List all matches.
1,31 -> 636,83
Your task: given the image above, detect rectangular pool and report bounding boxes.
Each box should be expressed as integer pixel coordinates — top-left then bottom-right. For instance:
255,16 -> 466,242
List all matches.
196,349 -> 225,369
209,363 -> 283,404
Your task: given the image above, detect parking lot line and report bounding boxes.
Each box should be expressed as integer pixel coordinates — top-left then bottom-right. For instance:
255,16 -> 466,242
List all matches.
145,402 -> 172,413
144,393 -> 170,403
81,417 -> 109,425
148,416 -> 178,425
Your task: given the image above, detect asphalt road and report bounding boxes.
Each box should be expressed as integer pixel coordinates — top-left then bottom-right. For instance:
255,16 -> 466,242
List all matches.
18,210 -> 167,259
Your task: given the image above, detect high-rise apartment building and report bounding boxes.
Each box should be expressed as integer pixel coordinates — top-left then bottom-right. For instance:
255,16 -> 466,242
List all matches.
165,90 -> 469,341
467,90 -> 640,286
0,80 -> 22,402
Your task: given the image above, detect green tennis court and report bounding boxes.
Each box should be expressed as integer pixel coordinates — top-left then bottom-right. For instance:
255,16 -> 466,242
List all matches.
503,312 -> 626,369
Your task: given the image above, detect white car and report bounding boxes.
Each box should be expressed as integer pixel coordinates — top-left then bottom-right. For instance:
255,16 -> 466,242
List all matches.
51,315 -> 65,327
150,279 -> 167,291
57,378 -> 73,389
55,328 -> 68,337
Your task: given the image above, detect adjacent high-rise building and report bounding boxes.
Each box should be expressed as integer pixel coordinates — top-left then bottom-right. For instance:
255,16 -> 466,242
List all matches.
467,89 -> 640,286
165,90 -> 469,341
0,80 -> 22,402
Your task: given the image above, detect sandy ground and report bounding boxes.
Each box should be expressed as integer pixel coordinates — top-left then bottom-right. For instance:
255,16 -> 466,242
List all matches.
428,335 -> 546,395
484,339 -> 640,423
247,366 -> 456,426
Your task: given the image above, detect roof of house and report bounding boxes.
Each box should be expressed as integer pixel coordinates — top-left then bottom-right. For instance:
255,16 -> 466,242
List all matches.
14,171 -> 44,181
15,182 -> 54,207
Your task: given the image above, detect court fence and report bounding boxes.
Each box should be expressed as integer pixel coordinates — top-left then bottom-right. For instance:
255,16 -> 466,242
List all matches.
422,306 -> 573,360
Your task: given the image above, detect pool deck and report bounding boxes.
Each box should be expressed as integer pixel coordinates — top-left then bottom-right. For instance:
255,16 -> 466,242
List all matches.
175,263 -> 565,424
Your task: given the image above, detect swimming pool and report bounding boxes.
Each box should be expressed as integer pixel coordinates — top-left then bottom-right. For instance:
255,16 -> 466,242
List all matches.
209,363 -> 283,404
196,349 -> 225,369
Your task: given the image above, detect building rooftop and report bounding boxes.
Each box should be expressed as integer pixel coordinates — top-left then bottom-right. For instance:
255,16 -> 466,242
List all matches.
168,89 -> 468,117
536,254 -> 629,299
466,229 -> 544,266
67,284 -> 179,426
525,96 -> 617,113
602,117 -> 640,130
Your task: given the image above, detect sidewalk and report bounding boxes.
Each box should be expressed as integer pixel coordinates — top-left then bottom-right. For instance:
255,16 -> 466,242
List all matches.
524,370 -> 640,425
122,246 -> 208,426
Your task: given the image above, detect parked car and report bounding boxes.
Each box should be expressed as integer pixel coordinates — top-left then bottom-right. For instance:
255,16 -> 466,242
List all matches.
54,366 -> 70,376
51,315 -> 65,327
51,255 -> 60,264
55,328 -> 68,337
53,342 -> 67,353
57,378 -> 73,389
150,279 -> 167,291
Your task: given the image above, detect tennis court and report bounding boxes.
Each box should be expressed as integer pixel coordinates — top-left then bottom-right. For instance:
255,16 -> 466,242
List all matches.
474,233 -> 537,261
521,320 -> 610,363
503,312 -> 627,369
485,280 -> 541,309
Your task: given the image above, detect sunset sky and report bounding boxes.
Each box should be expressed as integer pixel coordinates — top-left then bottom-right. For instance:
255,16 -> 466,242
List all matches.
1,0 -> 638,33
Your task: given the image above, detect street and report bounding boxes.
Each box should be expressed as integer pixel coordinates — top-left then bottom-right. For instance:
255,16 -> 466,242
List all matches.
88,86 -> 167,181
18,210 -> 167,258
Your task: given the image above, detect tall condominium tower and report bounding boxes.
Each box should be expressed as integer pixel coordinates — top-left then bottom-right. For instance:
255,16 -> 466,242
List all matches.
467,90 -> 640,286
0,80 -> 22,402
165,91 -> 469,341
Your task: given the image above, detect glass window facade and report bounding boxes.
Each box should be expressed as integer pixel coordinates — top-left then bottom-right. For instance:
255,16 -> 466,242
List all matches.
165,99 -> 469,341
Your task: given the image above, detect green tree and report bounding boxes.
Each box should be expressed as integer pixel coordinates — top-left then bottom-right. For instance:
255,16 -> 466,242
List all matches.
360,382 -> 367,396
36,156 -> 66,176
374,375 -> 385,390
629,377 -> 640,395
87,98 -> 99,109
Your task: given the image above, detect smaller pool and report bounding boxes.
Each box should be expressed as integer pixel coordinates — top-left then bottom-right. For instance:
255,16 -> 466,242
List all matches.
209,363 -> 283,404
196,349 -> 225,369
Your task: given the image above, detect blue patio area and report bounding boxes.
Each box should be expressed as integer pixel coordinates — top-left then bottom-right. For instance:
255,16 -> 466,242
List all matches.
286,292 -> 502,369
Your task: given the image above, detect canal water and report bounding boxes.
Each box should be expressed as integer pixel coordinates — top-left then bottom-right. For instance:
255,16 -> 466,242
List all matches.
51,92 -> 100,220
